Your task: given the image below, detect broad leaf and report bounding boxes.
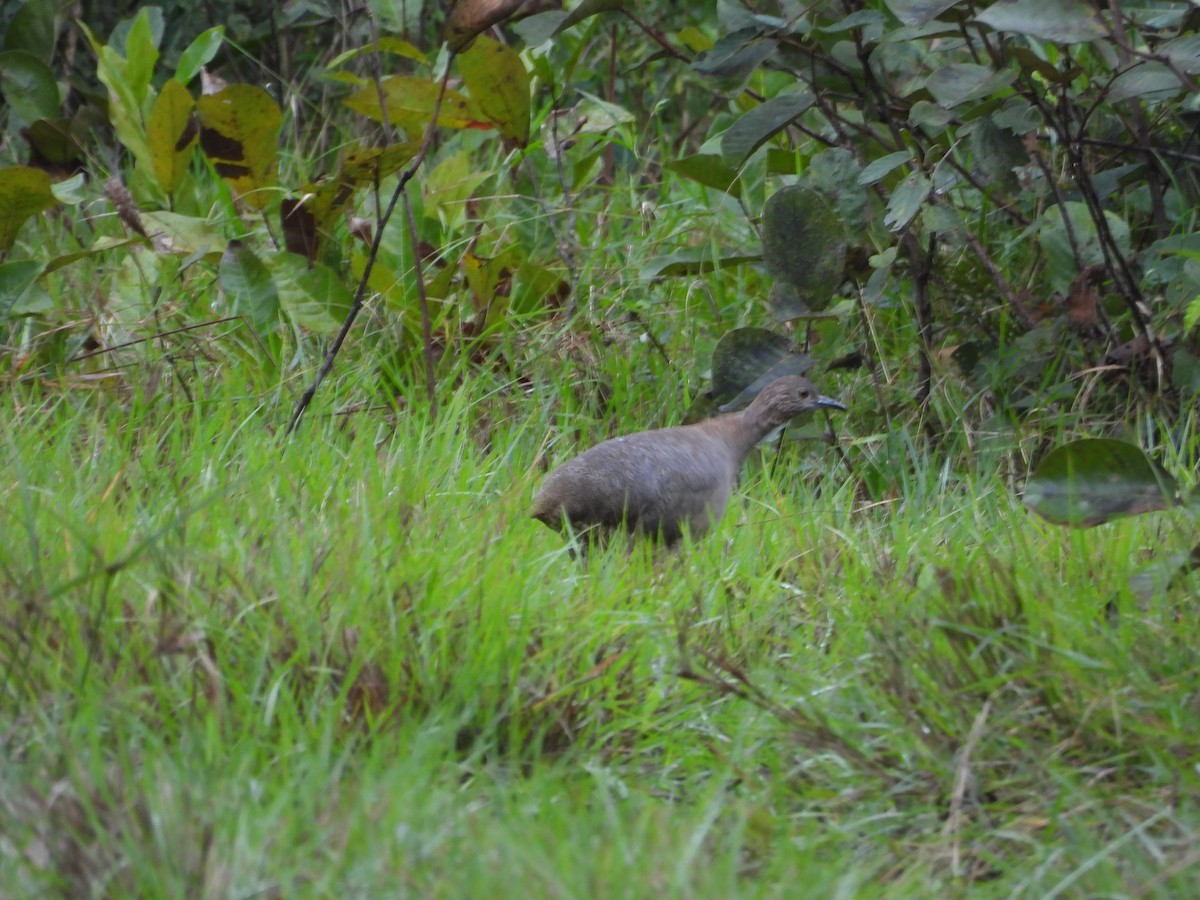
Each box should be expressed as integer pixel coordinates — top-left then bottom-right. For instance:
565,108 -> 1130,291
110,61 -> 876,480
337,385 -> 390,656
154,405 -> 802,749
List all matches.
639,248 -> 760,278
1024,439 -> 1178,527
721,91 -> 814,166
0,165 -> 55,251
710,327 -> 812,408
219,241 -> 280,333
884,171 -> 931,231
0,51 -> 60,125
148,78 -> 197,195
175,26 -> 224,86
883,0 -> 965,26
0,259 -> 44,321
197,84 -> 282,209
761,185 -> 846,309
666,154 -> 743,197
458,35 -> 531,146
344,76 -> 485,134
975,0 -> 1106,44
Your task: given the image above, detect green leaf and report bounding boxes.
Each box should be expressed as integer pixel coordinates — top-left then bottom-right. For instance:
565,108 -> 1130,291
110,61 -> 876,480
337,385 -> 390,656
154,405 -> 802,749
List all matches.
693,28 -> 777,79
639,248 -> 760,278
264,253 -> 353,335
141,211 -> 223,257
558,0 -> 624,32
0,51 -> 60,125
0,259 -> 44,321
458,35 -> 531,146
858,151 -> 912,186
326,37 -> 428,71
666,154 -> 743,198
511,11 -> 570,48
710,327 -> 812,408
219,241 -> 280,333
50,172 -> 87,205
1037,201 -> 1131,294
1109,63 -> 1183,103
1023,439 -> 1178,528
720,91 -> 814,166
925,63 -> 1016,108
975,0 -> 1107,44
0,165 -> 55,252
1184,294 -> 1200,334
2,0 -> 63,62
43,236 -> 145,275
761,185 -> 846,310
175,26 -> 224,86
884,171 -> 931,231
883,0 -> 965,26
121,7 -> 162,110
85,27 -> 153,186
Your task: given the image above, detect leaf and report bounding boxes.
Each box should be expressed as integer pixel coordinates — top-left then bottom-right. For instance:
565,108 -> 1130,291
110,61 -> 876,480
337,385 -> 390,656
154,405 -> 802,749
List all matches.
1,0 -> 62,61
710,327 -> 812,408
174,26 -> 224,86
858,150 -> 912,186
121,7 -> 161,110
1129,546 -> 1200,602
1109,63 -> 1183,103
666,154 -> 742,198
1023,439 -> 1178,528
197,84 -> 282,209
1185,293 -> 1200,334
638,248 -> 760,278
766,282 -> 839,323
219,241 -> 280,333
975,0 -> 1107,45
883,0 -> 966,26
0,51 -> 60,125
925,63 -> 1016,108
884,171 -> 931,231
693,28 -> 777,79
1037,201 -> 1131,294
326,37 -> 429,71
43,236 -> 144,275
343,76 -> 485,134
720,91 -> 814,166
511,11 -> 570,47
0,259 -> 44,321
761,185 -> 846,310
264,253 -> 353,335
425,151 -> 490,233
458,35 -> 531,146
558,0 -> 624,32
148,79 -> 196,195
141,211 -> 223,257
0,165 -> 55,252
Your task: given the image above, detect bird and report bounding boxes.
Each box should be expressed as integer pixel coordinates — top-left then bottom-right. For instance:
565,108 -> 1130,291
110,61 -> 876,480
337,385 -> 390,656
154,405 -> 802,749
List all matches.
531,374 -> 846,546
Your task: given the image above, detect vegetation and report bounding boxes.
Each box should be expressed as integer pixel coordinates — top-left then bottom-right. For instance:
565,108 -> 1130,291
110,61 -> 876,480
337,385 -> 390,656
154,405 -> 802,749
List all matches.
1,0 -> 1198,893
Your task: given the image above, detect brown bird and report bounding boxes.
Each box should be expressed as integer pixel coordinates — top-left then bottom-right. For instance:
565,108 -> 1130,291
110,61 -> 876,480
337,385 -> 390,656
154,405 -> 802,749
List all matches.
532,374 -> 846,546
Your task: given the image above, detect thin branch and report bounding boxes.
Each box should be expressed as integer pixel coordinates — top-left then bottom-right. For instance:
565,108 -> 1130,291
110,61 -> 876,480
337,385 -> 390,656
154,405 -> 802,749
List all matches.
285,53 -> 455,436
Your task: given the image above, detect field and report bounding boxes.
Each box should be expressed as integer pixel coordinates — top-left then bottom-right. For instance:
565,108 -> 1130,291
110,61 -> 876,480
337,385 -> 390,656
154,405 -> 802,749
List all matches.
3,334 -> 1198,896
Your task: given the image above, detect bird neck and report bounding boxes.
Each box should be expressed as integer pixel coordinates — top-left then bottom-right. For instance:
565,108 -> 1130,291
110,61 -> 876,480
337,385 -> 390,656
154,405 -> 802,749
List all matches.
705,405 -> 782,462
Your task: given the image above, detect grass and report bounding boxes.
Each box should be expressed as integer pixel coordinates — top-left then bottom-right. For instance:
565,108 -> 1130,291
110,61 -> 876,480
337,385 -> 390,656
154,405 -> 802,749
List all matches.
2,335 -> 1198,897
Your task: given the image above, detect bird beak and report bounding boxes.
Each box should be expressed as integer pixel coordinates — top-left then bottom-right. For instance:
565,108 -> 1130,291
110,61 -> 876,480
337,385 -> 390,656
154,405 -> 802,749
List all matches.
816,395 -> 847,411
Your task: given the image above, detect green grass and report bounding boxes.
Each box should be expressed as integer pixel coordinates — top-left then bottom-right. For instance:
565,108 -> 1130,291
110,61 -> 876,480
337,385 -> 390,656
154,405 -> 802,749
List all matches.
2,346 -> 1198,897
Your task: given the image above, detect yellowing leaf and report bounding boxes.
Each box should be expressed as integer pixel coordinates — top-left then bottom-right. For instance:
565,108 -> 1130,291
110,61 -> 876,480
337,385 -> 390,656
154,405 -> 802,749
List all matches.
148,79 -> 196,195
196,84 -> 282,210
458,35 -> 530,146
344,76 -> 488,135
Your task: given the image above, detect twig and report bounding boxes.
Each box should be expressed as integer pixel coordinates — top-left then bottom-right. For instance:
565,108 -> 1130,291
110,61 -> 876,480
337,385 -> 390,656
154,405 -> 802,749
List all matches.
285,52 -> 455,436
